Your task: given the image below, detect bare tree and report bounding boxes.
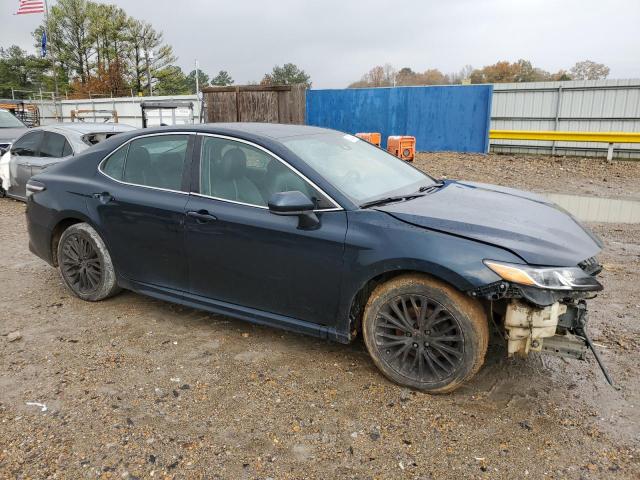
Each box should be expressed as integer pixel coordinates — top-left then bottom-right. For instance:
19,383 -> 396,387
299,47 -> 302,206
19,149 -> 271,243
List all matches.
569,60 -> 610,80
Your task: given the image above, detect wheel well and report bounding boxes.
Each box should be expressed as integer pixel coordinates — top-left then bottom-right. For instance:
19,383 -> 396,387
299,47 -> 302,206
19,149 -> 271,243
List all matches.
50,218 -> 83,267
347,270 -> 462,338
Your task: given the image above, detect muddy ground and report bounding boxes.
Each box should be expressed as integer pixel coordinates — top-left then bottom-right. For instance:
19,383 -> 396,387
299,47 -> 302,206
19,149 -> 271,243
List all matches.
0,154 -> 639,479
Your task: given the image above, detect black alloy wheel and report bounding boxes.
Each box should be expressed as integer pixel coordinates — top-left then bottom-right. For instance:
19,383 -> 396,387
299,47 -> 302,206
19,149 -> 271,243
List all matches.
362,274 -> 488,393
374,294 -> 465,383
60,233 -> 103,294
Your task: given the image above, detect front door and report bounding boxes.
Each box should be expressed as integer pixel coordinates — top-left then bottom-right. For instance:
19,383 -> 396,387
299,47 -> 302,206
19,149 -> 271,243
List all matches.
184,135 -> 347,326
86,133 -> 194,291
8,130 -> 43,200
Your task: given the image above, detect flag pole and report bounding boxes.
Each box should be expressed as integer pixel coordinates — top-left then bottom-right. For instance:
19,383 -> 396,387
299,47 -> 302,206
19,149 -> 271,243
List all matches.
43,0 -> 59,101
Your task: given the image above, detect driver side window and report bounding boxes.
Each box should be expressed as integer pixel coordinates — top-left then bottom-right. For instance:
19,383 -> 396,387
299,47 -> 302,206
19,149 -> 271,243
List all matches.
199,136 -> 333,209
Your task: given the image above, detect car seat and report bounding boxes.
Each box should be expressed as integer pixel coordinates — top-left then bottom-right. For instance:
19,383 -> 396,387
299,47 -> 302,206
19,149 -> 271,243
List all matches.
211,148 -> 264,205
124,145 -> 153,185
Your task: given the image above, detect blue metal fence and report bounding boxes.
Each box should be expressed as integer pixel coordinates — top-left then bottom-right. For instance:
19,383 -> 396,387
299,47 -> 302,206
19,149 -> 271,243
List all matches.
306,85 -> 493,153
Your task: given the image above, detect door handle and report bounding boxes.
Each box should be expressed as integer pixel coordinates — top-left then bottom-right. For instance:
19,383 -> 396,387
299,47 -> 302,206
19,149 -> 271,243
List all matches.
187,210 -> 217,223
92,192 -> 114,203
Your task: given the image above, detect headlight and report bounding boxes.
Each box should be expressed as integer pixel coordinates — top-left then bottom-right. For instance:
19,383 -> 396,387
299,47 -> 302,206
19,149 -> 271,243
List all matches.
484,260 -> 602,291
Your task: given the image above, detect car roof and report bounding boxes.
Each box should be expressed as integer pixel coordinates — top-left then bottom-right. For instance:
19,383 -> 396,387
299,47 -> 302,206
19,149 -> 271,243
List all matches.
202,123 -> 336,139
37,123 -> 138,135
136,123 -> 339,141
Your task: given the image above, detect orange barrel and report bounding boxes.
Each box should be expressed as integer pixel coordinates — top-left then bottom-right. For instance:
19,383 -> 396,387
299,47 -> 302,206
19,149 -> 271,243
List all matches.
387,135 -> 416,161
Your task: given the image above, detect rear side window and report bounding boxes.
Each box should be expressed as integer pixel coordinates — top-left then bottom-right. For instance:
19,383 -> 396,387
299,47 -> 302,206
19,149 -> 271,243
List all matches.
11,131 -> 42,156
103,135 -> 189,191
101,144 -> 129,180
40,132 -> 69,158
62,140 -> 73,157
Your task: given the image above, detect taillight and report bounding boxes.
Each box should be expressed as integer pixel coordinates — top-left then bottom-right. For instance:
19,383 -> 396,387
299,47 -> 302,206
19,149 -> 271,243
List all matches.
26,179 -> 46,198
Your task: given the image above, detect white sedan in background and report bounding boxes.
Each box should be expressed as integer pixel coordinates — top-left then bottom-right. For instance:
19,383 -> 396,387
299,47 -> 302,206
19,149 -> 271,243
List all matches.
0,123 -> 136,201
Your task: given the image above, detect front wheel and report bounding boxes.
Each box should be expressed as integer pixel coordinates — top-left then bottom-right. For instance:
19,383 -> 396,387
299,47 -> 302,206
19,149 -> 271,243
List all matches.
362,274 -> 488,393
57,222 -> 121,301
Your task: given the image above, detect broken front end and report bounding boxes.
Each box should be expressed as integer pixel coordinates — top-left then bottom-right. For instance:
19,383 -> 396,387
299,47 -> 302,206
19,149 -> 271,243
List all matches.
470,257 -> 615,386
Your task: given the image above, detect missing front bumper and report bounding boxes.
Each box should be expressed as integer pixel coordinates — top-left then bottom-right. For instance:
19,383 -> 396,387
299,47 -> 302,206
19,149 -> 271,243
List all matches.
504,300 -> 566,356
503,299 -> 617,388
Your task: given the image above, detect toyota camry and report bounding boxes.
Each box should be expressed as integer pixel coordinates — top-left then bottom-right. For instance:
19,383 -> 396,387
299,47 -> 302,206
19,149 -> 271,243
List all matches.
24,123 -> 608,393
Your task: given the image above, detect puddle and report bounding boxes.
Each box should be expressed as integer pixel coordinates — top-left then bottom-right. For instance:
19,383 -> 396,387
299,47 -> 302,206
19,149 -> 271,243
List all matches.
545,193 -> 640,223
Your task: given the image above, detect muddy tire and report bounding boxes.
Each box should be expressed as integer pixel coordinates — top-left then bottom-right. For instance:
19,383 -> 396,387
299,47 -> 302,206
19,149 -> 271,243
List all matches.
57,222 -> 121,302
362,274 -> 488,393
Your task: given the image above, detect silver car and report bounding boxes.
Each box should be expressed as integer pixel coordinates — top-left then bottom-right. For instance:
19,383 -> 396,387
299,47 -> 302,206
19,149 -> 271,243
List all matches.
0,123 -> 136,201
0,108 -> 29,155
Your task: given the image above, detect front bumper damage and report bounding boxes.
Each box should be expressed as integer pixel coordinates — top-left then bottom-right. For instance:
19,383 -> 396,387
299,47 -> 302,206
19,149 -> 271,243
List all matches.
469,261 -> 617,388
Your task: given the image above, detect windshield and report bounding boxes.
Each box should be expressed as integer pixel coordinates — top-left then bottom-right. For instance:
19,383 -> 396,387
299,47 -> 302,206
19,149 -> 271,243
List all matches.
282,132 -> 434,204
0,110 -> 26,128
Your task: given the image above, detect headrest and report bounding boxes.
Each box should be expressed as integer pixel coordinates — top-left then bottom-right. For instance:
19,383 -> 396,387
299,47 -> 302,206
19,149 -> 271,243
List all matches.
130,145 -> 151,164
218,147 -> 247,179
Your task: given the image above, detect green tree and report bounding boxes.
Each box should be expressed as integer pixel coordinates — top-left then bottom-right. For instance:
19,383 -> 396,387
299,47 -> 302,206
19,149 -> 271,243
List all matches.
261,63 -> 311,87
0,46 -> 54,98
211,70 -> 234,86
155,65 -> 190,95
186,69 -> 209,93
31,0 -> 178,97
124,19 -> 176,95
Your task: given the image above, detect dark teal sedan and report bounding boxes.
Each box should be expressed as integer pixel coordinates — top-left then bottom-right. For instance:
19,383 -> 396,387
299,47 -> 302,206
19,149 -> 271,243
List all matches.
24,123 -> 606,392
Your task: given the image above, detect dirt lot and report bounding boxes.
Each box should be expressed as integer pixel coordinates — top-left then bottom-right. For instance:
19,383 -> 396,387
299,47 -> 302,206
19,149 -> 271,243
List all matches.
1,154 -> 639,479
416,152 -> 640,199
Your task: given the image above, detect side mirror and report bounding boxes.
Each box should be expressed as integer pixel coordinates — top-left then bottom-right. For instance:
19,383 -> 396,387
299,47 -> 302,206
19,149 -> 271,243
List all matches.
268,191 -> 320,230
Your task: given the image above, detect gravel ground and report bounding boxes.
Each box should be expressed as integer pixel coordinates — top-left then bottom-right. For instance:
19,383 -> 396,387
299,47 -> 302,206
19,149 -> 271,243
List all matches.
1,154 -> 639,479
415,152 -> 640,199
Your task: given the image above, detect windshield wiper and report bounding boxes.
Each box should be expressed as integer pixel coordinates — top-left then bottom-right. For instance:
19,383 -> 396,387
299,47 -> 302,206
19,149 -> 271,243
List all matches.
360,194 -> 425,209
418,181 -> 445,192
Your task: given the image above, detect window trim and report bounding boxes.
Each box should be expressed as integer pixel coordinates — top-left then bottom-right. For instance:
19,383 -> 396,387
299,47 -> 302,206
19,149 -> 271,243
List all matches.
194,133 -> 343,212
98,132 -> 195,195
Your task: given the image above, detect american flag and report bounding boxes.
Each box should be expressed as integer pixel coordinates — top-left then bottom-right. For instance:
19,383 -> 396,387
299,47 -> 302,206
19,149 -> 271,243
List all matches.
16,0 -> 46,15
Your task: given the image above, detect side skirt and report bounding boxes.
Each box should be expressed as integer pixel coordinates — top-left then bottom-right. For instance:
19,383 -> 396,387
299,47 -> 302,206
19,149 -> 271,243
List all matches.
117,276 -> 351,344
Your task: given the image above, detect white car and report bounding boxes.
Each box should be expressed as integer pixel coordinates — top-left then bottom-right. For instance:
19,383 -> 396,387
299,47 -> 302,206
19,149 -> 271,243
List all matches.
0,123 -> 136,201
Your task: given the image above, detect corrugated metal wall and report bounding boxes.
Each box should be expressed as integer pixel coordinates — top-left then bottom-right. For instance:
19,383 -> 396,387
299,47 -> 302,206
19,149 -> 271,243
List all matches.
491,79 -> 640,159
307,85 -> 493,153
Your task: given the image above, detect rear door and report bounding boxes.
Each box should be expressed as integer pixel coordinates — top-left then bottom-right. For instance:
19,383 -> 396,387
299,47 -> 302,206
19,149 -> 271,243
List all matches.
31,131 -> 73,175
87,133 -> 194,291
183,134 -> 347,326
8,130 -> 43,199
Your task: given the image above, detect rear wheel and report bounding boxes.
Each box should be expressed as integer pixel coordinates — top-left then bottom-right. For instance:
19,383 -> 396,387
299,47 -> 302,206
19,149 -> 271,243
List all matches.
57,223 -> 120,301
362,274 -> 488,393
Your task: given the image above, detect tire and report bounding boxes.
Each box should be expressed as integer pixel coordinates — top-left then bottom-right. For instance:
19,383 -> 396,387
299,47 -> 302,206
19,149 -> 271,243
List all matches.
57,222 -> 121,301
362,274 -> 488,393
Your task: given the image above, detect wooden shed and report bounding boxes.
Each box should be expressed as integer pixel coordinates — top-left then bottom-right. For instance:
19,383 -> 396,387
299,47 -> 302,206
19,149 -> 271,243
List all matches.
202,84 -> 306,124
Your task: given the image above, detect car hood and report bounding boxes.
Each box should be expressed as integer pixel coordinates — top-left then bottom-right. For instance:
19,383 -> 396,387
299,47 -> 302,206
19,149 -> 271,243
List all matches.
0,127 -> 28,144
377,180 -> 602,266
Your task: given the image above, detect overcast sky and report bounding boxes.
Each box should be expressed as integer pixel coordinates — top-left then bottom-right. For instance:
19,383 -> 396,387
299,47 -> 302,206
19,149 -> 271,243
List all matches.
1,0 -> 639,88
